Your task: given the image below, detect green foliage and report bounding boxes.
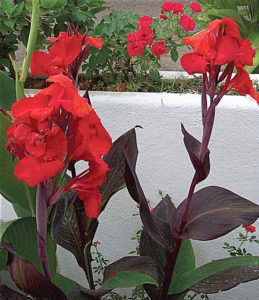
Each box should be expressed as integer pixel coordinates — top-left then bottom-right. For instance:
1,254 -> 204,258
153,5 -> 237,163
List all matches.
0,0 -> 107,73
104,271 -> 159,290
0,71 -> 16,110
0,217 -> 56,275
169,256 -> 259,295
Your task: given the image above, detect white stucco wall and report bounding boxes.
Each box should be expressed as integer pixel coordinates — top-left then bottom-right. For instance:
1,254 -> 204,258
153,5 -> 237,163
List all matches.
1,90 -> 259,299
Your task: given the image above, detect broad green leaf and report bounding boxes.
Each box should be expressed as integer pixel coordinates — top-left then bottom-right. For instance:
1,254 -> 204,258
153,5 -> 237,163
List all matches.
245,29 -> 259,74
13,2 -> 24,17
0,71 -> 16,110
53,273 -> 77,294
0,113 -> 36,215
104,271 -> 159,289
208,9 -> 249,37
169,256 -> 259,294
0,217 -> 56,277
0,0 -> 13,16
172,240 -> 196,283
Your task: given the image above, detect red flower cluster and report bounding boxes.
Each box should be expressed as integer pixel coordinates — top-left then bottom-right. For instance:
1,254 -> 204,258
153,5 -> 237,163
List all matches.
180,15 -> 196,32
160,2 -> 196,32
161,2 -> 184,14
127,16 -> 154,57
242,225 -> 256,233
189,2 -> 202,13
180,18 -> 259,103
127,16 -> 168,58
30,31 -> 102,77
7,58 -> 112,218
151,40 -> 168,58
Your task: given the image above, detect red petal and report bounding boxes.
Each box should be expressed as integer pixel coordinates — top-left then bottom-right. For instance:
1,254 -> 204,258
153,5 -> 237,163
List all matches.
49,36 -> 82,67
11,94 -> 53,121
181,53 -> 209,74
30,52 -> 59,76
14,156 -> 65,187
84,37 -> 103,48
214,35 -> 239,65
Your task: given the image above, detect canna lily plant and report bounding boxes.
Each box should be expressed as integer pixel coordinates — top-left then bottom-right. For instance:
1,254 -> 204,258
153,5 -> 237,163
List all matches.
0,1 -> 259,299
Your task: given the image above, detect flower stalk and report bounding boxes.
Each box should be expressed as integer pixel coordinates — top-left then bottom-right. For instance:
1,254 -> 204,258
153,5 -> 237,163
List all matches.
16,0 -> 39,100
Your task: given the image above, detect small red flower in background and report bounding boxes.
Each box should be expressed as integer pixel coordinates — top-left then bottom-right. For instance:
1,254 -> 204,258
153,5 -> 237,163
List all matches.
161,2 -> 184,14
111,272 -> 117,277
189,2 -> 202,13
151,40 -> 168,58
179,15 -> 196,32
136,27 -> 154,45
126,32 -> 136,43
242,225 -> 256,233
127,41 -> 145,57
160,14 -> 168,20
137,16 -> 153,27
150,208 -> 155,213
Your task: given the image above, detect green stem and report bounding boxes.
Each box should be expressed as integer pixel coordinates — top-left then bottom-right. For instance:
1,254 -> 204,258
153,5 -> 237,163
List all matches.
19,0 -> 39,91
13,60 -> 25,101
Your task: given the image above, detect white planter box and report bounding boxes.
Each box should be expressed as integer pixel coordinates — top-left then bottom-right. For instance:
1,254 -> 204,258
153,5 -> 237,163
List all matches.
1,88 -> 259,299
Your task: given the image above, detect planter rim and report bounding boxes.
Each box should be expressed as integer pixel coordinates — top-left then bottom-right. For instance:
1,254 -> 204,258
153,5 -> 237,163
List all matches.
24,89 -> 258,111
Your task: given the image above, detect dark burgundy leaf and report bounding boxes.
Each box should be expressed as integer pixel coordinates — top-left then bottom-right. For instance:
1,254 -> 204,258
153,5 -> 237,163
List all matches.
100,127 -> 139,211
124,150 -> 175,252
0,284 -> 30,299
0,243 -> 67,299
54,198 -> 97,275
52,190 -> 77,239
103,256 -> 158,283
181,124 -> 210,183
191,265 -> 259,294
140,195 -> 176,283
172,186 -> 259,240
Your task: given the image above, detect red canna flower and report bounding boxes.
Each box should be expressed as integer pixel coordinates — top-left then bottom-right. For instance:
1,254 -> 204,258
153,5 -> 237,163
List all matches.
6,116 -> 67,187
242,225 -> 256,233
161,2 -> 184,14
179,15 -> 196,32
180,17 -> 259,103
30,35 -> 82,76
137,16 -> 153,27
151,40 -> 168,58
189,2 -> 202,13
30,31 -> 102,77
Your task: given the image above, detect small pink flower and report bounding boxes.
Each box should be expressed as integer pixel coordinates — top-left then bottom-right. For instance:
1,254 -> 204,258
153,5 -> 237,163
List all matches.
189,2 -> 202,13
179,15 -> 196,32
150,208 -> 155,213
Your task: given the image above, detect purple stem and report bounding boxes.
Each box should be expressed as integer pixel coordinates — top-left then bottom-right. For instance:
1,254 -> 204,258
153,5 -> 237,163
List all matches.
36,182 -> 51,281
